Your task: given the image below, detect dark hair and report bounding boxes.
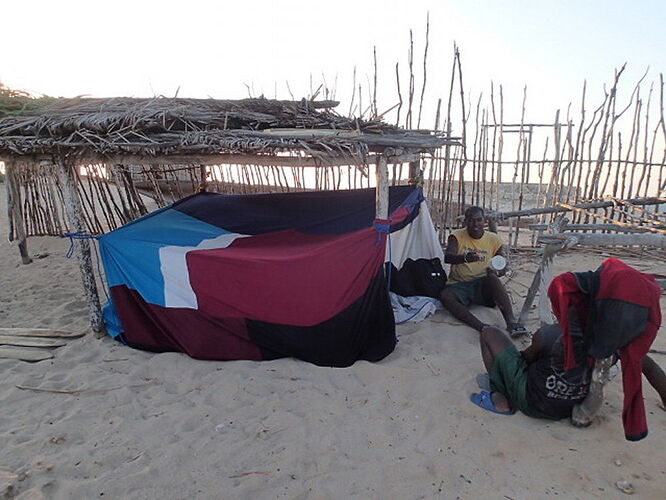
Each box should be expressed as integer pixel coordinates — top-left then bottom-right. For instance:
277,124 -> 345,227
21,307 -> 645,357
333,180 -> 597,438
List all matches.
464,206 -> 484,220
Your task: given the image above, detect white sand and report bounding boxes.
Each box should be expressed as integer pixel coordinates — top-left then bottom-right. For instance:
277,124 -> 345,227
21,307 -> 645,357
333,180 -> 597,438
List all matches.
1,185 -> 665,499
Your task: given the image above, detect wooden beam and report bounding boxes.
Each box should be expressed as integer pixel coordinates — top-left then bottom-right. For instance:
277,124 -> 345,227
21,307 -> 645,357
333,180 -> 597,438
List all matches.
5,160 -> 32,264
55,159 -> 105,333
32,153 -> 421,168
529,223 -> 660,233
490,196 -> 666,220
539,233 -> 666,248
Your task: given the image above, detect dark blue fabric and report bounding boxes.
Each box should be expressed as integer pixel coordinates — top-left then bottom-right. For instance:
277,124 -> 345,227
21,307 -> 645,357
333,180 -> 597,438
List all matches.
172,185 -> 422,235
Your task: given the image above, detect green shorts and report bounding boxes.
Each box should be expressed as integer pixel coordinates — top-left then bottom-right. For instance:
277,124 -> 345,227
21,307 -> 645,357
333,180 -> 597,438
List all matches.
445,277 -> 495,307
489,346 -> 549,419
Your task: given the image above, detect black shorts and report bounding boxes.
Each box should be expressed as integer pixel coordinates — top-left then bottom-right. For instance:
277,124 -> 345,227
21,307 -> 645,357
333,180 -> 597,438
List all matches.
444,277 -> 495,307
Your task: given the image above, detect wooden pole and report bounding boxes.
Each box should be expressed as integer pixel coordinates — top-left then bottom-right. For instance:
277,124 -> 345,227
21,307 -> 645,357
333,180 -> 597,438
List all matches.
490,195 -> 665,219
408,160 -> 420,184
520,218 -> 574,326
55,159 -> 105,333
529,222 -> 661,233
520,239 -> 575,326
5,161 -> 32,264
375,154 -> 389,219
541,232 -> 666,248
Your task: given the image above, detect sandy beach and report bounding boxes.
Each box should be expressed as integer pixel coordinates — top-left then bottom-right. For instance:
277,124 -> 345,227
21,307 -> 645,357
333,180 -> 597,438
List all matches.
1,184 -> 665,500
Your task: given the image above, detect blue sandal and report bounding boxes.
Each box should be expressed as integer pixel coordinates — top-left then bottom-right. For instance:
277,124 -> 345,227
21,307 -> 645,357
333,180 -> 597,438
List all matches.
476,373 -> 491,391
508,322 -> 528,339
470,391 -> 515,415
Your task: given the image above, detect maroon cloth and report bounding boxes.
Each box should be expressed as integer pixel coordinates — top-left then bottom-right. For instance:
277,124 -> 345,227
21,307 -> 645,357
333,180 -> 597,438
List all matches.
548,258 -> 661,441
111,287 -> 263,361
188,226 -> 388,327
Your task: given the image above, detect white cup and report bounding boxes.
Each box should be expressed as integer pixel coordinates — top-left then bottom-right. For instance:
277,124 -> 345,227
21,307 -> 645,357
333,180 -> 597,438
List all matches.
490,255 -> 507,272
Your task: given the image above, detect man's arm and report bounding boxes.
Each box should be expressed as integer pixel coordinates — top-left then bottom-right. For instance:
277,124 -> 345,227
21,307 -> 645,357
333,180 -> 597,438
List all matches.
642,355 -> 666,409
520,328 -> 544,364
444,234 -> 480,265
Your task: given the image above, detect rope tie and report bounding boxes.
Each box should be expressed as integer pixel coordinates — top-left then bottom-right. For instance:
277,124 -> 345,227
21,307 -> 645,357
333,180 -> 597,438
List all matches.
372,220 -> 391,246
63,231 -> 109,300
373,219 -> 393,290
64,231 -> 97,258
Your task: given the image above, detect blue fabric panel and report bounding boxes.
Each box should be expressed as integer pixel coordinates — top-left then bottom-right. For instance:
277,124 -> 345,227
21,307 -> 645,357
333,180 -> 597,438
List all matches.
172,185 -> 421,235
102,298 -> 124,338
99,209 -> 231,307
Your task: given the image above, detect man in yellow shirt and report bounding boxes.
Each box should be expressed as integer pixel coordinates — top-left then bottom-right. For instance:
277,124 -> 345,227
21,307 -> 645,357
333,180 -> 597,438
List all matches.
439,206 -> 527,337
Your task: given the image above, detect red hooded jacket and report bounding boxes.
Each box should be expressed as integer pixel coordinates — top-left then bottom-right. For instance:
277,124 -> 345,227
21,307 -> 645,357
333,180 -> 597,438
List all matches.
548,258 -> 661,441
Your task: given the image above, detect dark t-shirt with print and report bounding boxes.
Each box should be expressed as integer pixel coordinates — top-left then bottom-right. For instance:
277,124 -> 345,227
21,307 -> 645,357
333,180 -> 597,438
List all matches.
525,323 -> 592,419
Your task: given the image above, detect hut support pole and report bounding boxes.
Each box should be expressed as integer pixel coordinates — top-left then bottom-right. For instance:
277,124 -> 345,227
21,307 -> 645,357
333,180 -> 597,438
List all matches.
5,160 -> 32,264
56,160 -> 105,333
375,154 -> 389,219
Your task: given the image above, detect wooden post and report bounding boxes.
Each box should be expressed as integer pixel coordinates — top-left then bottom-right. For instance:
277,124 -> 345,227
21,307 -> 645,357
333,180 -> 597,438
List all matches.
408,160 -> 420,185
375,154 -> 389,219
5,161 -> 32,264
56,160 -> 105,333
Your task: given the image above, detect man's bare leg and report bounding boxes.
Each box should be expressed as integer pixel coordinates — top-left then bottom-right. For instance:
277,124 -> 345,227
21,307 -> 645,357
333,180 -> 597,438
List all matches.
439,288 -> 486,332
479,326 -> 513,412
481,273 -> 517,328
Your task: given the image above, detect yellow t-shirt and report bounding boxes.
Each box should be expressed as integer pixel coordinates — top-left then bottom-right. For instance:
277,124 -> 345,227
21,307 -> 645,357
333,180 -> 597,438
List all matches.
447,228 -> 503,283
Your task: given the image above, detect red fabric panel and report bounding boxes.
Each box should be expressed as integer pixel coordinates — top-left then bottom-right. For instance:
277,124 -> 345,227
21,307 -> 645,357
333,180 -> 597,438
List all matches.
187,227 -> 386,326
111,286 -> 263,361
596,259 -> 661,441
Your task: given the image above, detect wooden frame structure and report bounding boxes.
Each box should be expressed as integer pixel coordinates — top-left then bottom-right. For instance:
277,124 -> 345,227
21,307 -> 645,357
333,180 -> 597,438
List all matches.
0,96 -> 457,333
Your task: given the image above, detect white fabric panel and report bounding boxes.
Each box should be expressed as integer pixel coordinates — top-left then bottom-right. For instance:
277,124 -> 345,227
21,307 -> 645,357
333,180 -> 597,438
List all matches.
160,233 -> 250,308
385,201 -> 445,267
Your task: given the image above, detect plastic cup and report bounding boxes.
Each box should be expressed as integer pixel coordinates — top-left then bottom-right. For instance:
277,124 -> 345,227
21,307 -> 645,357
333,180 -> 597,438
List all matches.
490,255 -> 507,272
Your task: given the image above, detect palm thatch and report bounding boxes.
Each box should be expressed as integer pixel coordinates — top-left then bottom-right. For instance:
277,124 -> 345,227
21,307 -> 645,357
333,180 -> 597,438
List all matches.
0,96 -> 456,160
0,83 -> 57,116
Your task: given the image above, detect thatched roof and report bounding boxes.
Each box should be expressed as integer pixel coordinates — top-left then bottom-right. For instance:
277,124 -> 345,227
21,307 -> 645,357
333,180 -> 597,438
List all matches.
0,97 -> 456,161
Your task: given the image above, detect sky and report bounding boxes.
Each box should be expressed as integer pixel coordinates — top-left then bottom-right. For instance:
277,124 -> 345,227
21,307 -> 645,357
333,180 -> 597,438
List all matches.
2,0 -> 665,131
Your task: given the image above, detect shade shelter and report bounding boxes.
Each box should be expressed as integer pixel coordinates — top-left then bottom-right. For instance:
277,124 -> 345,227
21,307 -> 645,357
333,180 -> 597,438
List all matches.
0,96 -> 457,335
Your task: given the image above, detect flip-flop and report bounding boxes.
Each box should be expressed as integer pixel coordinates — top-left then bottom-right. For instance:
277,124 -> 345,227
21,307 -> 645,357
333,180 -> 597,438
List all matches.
470,391 -> 515,415
476,373 -> 491,391
508,322 -> 528,339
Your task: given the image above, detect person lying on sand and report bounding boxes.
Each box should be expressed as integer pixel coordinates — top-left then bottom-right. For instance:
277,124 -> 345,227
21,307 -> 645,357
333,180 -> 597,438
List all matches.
470,324 -> 666,419
439,206 -> 527,337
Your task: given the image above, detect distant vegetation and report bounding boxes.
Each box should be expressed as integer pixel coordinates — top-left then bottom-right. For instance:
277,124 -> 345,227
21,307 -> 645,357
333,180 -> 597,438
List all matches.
0,82 -> 54,115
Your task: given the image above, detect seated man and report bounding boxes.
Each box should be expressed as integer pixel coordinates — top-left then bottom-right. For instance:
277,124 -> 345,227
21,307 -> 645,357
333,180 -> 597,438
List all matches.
471,324 -> 666,420
439,206 -> 526,336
